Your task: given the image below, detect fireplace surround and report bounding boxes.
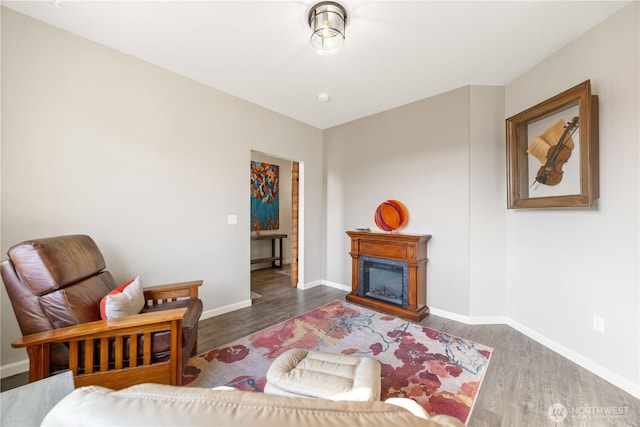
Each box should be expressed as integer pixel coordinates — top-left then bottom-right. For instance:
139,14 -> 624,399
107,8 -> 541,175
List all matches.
346,231 -> 431,321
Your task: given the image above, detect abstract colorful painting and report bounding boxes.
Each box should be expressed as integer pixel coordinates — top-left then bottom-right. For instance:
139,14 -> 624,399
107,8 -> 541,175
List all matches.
251,161 -> 279,231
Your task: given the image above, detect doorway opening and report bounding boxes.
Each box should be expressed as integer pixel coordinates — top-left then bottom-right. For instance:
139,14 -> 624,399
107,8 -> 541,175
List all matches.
249,151 -> 301,295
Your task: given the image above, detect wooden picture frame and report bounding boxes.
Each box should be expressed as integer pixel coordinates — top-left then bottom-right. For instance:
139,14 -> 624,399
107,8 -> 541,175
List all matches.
506,80 -> 599,209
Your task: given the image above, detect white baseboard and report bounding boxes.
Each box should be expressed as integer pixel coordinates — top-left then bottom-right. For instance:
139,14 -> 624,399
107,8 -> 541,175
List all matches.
200,299 -> 252,320
297,280 -> 322,290
0,358 -> 29,379
505,318 -> 640,400
429,307 -> 508,325
302,279 -> 350,292
429,307 -> 640,400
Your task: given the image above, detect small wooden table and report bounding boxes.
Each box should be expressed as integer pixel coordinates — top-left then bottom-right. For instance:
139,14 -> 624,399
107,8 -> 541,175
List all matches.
251,233 -> 287,268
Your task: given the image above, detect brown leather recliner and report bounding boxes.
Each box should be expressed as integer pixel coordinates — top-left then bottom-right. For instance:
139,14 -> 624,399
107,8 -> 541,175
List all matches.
1,235 -> 203,389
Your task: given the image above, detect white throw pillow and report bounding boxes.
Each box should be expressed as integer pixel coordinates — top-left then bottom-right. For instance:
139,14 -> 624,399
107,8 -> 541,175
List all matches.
99,275 -> 145,320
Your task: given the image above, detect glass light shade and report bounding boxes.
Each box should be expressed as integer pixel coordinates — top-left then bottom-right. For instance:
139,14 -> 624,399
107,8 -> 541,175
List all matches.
308,2 -> 347,55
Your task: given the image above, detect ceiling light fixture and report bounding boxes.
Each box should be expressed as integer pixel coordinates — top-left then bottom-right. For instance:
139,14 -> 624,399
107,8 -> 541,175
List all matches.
308,1 -> 347,55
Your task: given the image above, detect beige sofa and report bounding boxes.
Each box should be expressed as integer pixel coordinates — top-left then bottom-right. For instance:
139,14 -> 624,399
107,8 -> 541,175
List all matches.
42,383 -> 465,426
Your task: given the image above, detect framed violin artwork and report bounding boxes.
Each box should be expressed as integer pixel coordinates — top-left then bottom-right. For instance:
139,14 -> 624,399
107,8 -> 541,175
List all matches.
506,80 -> 599,209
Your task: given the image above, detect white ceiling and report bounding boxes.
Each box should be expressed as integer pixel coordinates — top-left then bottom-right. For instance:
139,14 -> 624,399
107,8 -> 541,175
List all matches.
2,1 -> 630,129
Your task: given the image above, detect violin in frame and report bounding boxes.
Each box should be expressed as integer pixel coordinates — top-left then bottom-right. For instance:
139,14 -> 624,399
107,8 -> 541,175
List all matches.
506,80 -> 599,209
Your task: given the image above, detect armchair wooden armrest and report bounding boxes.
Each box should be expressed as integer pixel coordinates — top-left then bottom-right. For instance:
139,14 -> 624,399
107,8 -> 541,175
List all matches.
12,308 -> 188,389
12,308 -> 187,348
143,280 -> 202,304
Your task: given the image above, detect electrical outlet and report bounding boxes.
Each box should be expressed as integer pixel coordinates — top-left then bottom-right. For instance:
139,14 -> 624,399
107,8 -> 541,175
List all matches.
593,315 -> 605,334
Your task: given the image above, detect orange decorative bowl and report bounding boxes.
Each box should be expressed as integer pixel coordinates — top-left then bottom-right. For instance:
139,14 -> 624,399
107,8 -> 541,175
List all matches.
374,200 -> 408,232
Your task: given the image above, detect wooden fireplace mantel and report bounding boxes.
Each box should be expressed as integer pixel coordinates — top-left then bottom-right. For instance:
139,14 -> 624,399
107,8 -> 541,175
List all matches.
346,231 -> 431,321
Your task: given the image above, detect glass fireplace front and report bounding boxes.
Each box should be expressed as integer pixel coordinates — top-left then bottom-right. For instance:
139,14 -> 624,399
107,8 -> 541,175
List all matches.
358,256 -> 409,308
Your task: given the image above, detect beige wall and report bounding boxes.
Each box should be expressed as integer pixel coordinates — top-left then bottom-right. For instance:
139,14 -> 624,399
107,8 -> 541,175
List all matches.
504,2 -> 639,392
468,86 -> 506,317
0,8 -> 323,371
1,2 -> 638,398
323,86 -> 505,316
324,2 -> 639,396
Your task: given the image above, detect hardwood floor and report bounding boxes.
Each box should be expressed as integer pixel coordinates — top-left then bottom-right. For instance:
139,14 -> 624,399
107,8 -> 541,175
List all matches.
3,265 -> 639,426
197,266 -> 346,352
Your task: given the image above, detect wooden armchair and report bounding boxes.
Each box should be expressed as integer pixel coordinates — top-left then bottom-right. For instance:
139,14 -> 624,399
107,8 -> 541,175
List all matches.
1,235 -> 203,389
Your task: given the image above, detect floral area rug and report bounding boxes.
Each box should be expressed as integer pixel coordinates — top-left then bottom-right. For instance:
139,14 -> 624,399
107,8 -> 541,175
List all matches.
183,300 -> 492,423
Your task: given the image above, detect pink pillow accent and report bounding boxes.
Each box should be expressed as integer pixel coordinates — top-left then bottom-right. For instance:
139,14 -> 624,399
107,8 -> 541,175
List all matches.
99,276 -> 144,320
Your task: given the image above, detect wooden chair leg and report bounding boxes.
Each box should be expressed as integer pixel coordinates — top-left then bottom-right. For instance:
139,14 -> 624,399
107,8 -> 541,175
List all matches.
27,344 -> 49,383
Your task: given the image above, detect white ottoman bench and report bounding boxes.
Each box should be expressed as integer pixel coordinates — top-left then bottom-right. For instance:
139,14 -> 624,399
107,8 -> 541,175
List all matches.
264,349 -> 381,401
